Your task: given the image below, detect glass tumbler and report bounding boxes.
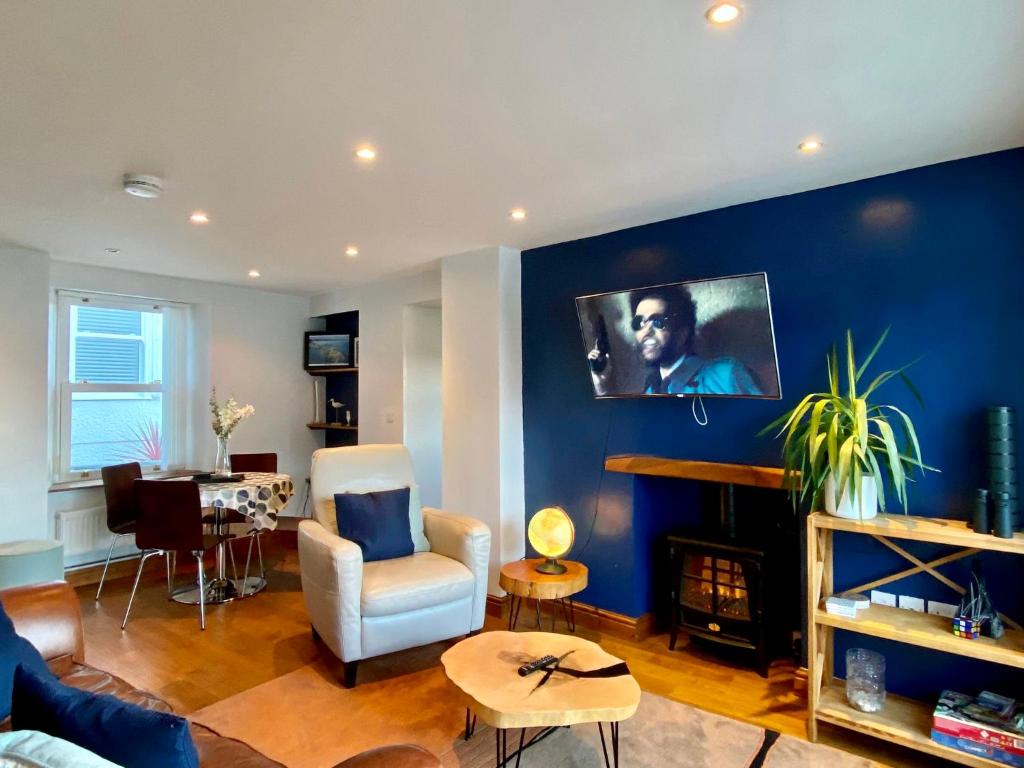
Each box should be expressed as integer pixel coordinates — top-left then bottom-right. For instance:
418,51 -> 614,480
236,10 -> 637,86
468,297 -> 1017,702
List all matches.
846,648 -> 885,713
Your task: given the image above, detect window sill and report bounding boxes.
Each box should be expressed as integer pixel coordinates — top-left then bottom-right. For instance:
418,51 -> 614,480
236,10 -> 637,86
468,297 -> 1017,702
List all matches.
48,469 -> 203,493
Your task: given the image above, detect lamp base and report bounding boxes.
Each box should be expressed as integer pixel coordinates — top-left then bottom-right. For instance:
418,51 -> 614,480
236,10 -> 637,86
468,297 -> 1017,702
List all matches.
534,557 -> 567,575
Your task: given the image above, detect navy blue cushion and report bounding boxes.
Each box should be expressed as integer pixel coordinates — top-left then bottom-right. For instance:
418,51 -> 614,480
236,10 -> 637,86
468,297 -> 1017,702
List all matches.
11,665 -> 199,768
0,598 -> 54,719
334,488 -> 414,562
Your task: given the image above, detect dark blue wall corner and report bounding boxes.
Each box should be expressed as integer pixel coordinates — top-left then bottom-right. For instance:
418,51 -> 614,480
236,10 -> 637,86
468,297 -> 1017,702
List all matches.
521,148 -> 1024,695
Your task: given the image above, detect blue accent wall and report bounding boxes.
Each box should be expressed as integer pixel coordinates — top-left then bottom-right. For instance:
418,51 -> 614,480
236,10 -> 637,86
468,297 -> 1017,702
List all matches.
521,148 -> 1024,699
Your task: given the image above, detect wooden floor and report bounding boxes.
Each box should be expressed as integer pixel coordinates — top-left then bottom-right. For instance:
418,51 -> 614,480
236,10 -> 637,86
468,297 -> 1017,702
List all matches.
79,527 -> 954,768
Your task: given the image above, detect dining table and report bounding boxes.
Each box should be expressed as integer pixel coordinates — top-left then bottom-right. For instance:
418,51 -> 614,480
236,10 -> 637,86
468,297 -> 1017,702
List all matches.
168,471 -> 293,606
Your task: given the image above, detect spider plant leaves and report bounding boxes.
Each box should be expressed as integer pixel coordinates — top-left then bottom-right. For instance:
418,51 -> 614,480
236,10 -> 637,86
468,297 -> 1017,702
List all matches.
762,329 -> 936,515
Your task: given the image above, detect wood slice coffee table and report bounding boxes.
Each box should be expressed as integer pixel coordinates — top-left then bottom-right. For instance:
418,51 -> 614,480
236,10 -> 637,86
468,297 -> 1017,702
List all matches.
499,559 -> 588,633
441,631 -> 640,767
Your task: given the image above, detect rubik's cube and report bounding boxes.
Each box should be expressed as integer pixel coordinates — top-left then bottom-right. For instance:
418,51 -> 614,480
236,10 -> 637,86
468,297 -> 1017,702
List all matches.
952,616 -> 981,639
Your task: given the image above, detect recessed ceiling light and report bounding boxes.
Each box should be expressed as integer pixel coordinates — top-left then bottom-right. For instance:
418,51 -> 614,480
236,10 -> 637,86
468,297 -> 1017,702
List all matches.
189,210 -> 210,224
354,146 -> 378,162
706,3 -> 741,25
105,248 -> 120,254
248,269 -> 261,278
798,139 -> 823,153
509,208 -> 527,221
345,246 -> 359,258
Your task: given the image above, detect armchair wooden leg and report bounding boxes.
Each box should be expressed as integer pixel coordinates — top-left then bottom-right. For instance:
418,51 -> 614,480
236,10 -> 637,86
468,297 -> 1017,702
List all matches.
343,660 -> 359,689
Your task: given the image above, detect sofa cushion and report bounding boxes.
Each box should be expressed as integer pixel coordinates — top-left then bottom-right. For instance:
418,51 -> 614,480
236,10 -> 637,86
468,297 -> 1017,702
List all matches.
360,552 -> 474,617
0,599 -> 55,720
11,665 -> 199,768
0,730 -> 122,767
335,489 -> 414,563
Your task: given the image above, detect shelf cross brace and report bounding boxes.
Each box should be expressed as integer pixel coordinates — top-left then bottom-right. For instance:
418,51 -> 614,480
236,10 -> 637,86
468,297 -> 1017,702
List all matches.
845,536 -> 1022,632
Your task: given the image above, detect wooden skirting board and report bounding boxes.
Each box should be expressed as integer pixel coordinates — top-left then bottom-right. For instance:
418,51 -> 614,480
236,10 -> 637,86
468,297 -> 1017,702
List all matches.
486,594 -> 653,642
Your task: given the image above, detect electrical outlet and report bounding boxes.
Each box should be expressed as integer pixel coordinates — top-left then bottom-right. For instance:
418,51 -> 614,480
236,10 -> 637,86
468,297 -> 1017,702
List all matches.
899,595 -> 925,612
927,600 -> 958,618
870,590 -> 897,607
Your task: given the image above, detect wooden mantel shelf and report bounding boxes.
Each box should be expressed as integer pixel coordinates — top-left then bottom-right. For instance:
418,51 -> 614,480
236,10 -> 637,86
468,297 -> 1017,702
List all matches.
604,455 -> 794,490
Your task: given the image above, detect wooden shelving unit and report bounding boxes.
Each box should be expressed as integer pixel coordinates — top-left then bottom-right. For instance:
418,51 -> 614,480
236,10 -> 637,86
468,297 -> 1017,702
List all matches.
305,367 -> 358,375
806,511 -> 1024,767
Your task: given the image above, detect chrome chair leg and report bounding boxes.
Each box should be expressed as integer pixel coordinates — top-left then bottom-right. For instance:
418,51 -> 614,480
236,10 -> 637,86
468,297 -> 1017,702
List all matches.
196,552 -> 206,630
227,539 -> 238,582
165,550 -> 176,598
242,535 -> 254,595
256,532 -> 265,578
95,533 -> 122,601
121,550 -> 157,630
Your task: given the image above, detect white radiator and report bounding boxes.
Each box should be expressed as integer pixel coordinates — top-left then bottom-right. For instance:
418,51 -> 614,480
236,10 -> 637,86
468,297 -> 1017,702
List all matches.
56,506 -> 136,567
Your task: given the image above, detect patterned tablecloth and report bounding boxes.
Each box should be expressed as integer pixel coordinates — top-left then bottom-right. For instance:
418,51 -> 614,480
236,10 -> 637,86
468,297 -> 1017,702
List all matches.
198,472 -> 293,532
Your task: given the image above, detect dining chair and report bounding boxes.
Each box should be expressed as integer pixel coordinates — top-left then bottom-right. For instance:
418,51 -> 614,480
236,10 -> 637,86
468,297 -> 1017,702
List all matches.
227,452 -> 278,587
97,462 -> 142,601
123,479 -> 229,630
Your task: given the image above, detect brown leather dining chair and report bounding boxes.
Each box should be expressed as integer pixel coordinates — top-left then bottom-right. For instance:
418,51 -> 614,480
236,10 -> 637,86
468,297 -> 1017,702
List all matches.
123,479 -> 230,631
97,462 -> 142,601
227,452 -> 278,585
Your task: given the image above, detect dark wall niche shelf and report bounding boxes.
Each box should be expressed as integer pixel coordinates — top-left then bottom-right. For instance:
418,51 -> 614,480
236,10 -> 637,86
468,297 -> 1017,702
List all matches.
307,309 -> 359,448
306,367 -> 358,375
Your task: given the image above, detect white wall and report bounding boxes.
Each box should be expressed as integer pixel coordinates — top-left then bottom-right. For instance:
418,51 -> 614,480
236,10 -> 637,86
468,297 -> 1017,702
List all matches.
442,247 -> 524,594
47,262 -> 318,560
402,304 -> 442,508
0,246 -> 51,542
310,269 -> 441,445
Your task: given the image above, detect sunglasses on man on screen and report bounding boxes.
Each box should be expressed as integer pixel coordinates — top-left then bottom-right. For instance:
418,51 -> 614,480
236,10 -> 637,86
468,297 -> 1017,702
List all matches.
630,313 -> 677,332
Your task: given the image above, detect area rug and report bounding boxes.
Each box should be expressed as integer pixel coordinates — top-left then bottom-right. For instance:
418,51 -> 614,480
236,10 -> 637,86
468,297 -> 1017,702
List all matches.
191,654 -> 873,768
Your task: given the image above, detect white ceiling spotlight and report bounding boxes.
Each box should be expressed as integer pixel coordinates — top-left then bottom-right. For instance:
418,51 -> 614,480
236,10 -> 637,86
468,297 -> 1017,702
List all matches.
353,145 -> 378,163
706,3 -> 741,25
122,173 -> 164,198
248,269 -> 261,278
345,245 -> 359,258
104,247 -> 120,254
509,208 -> 527,221
798,138 -> 823,153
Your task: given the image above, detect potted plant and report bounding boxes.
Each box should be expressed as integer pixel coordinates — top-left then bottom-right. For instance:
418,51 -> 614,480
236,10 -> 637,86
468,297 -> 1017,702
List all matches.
762,329 -> 935,519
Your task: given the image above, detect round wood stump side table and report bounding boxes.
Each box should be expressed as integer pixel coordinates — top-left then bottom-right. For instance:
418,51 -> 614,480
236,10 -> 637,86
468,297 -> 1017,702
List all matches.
442,631 -> 639,768
499,558 -> 588,633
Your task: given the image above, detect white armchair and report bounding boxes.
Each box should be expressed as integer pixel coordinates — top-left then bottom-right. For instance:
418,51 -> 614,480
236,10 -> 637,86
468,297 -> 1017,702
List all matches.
298,444 -> 490,687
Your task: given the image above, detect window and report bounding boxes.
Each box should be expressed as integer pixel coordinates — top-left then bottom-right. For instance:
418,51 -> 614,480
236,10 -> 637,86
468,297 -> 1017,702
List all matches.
53,291 -> 190,482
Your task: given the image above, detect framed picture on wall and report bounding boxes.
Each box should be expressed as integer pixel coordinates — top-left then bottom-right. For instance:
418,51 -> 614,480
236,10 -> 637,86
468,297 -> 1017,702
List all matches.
305,333 -> 351,369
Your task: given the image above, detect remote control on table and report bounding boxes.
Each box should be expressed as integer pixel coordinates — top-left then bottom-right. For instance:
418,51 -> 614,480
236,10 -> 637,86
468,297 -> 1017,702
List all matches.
518,655 -> 558,677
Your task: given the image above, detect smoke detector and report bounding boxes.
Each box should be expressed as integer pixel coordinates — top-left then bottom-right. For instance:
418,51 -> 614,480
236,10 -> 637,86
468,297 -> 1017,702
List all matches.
122,173 -> 164,198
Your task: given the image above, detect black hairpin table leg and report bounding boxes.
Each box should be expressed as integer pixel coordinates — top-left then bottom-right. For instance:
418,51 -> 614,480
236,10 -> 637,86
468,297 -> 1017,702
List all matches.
598,722 -> 620,768
464,708 -> 477,740
495,727 -> 508,767
559,597 -> 577,633
507,594 -> 523,631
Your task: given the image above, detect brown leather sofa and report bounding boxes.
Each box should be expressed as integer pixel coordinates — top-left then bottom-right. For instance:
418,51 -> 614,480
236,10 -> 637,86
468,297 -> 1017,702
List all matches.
0,582 -> 442,768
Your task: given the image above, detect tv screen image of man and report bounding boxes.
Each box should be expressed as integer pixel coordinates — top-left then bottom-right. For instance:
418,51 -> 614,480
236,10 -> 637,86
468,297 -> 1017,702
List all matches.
587,285 -> 763,397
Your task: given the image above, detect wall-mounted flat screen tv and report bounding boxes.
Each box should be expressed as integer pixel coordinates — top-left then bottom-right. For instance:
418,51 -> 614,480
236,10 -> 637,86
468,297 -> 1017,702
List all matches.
576,272 -> 781,400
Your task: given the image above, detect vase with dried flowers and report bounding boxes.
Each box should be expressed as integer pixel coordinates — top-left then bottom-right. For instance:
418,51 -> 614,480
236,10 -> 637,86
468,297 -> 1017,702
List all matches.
209,388 -> 255,476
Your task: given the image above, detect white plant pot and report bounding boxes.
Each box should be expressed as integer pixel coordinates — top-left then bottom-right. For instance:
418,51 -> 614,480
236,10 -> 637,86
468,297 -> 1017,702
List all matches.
824,474 -> 879,520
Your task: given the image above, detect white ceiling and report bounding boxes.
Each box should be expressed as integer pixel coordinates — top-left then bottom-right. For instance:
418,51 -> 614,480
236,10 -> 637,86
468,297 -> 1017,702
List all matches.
2,1 -> 1022,295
